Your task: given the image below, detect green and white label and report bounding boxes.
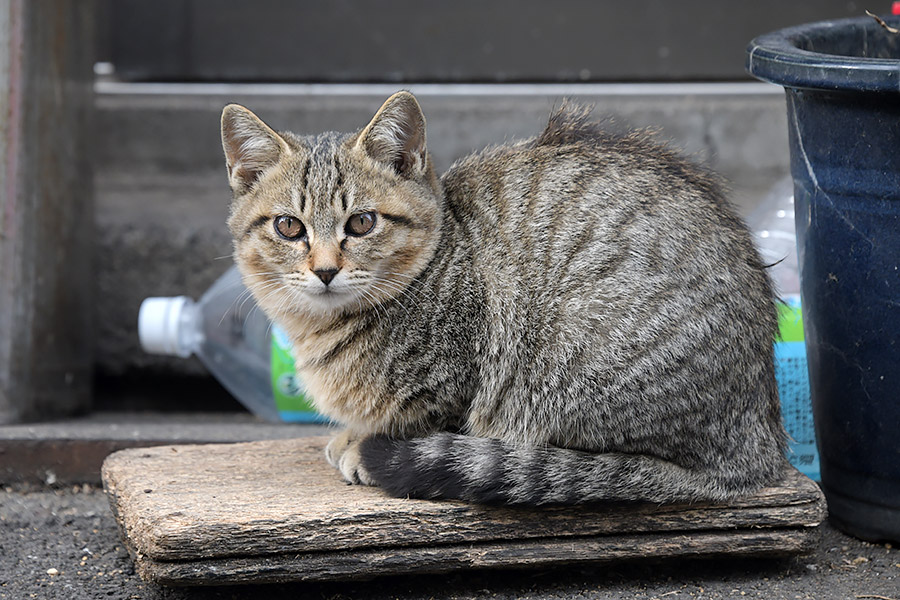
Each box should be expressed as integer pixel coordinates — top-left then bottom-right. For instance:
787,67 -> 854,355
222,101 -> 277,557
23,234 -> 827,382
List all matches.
774,295 -> 819,481
270,325 -> 326,423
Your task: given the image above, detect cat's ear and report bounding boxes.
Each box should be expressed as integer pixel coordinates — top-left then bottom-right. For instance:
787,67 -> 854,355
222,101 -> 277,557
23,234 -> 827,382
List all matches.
221,104 -> 290,193
356,91 -> 427,178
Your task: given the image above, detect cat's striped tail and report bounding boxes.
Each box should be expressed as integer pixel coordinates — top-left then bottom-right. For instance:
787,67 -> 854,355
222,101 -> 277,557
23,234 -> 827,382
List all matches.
358,432 -> 775,505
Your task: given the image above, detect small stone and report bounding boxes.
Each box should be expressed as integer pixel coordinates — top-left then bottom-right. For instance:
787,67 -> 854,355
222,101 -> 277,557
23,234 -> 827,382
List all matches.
46,568 -> 58,576
805,564 -> 817,572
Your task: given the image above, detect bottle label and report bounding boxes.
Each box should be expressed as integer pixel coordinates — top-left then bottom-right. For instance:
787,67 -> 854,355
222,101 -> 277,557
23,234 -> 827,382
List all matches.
270,325 -> 327,423
774,296 -> 820,481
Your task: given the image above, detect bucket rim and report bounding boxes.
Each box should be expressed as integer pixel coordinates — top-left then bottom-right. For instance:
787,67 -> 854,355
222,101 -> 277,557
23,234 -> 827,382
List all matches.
746,14 -> 900,93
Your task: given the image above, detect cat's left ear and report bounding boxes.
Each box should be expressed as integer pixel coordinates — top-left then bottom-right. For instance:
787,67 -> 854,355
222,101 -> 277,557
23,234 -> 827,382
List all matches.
356,91 -> 427,178
221,104 -> 291,193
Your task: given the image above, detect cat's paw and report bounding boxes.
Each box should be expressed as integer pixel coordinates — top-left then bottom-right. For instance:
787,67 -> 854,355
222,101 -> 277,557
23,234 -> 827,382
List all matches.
337,439 -> 377,486
326,431 -> 377,486
325,429 -> 356,468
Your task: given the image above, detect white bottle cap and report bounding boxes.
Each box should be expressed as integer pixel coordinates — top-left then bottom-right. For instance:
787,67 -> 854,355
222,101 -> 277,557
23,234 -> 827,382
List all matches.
138,296 -> 193,357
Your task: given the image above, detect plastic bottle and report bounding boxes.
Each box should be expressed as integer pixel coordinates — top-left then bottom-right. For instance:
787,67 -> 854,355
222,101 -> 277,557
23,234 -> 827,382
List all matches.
749,178 -> 819,481
138,266 -> 324,423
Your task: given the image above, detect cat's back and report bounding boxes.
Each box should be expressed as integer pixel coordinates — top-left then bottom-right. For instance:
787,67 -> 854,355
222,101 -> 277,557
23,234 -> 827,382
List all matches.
438,106 -> 777,407
437,105 -> 781,462
440,106 -> 767,301
446,107 -> 718,236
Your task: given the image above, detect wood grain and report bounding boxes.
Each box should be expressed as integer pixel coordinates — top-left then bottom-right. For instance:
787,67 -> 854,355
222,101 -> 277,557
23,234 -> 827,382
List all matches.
101,436 -> 826,585
138,528 -> 818,586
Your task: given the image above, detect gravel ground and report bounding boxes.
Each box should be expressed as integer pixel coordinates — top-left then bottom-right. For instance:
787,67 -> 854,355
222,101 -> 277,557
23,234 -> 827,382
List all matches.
1,484 -> 897,600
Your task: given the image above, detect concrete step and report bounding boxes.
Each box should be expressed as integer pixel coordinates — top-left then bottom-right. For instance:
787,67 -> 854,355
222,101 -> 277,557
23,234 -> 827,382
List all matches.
0,411 -> 329,485
94,82 -> 790,379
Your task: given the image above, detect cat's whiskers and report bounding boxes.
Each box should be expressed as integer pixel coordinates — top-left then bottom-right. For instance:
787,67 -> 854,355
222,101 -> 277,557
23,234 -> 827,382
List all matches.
269,270 -> 370,318
354,285 -> 388,321
241,277 -> 281,305
367,280 -> 412,318
370,275 -> 437,310
349,284 -> 376,313
266,283 -> 309,329
241,277 -> 287,316
244,282 -> 295,330
343,273 -> 409,311
246,283 -> 290,323
219,287 -> 253,328
216,275 -> 268,325
380,271 -> 439,299
367,277 -> 422,312
348,288 -> 365,316
344,268 -> 434,307
339,276 -> 379,315
219,274 -> 283,328
381,271 -> 420,280
243,271 -> 318,328
263,284 -> 307,338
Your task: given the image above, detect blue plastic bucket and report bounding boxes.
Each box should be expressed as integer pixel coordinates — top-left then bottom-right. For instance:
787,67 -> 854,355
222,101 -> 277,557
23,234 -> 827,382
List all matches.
747,15 -> 900,542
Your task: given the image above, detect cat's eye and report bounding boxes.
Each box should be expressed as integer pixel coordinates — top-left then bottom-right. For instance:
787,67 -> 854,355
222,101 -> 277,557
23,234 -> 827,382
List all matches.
274,215 -> 306,240
345,212 -> 377,237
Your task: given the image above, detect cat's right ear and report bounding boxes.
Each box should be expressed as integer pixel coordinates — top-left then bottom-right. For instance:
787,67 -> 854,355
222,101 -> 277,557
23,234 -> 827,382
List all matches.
221,104 -> 290,193
356,91 -> 427,179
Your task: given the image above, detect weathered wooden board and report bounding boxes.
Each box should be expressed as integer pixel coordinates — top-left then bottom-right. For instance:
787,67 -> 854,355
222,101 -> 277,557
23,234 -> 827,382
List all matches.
102,437 -> 826,585
139,529 -> 816,586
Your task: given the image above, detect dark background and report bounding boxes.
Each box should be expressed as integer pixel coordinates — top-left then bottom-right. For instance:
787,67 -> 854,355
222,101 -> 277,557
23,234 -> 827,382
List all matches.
99,0 -> 863,83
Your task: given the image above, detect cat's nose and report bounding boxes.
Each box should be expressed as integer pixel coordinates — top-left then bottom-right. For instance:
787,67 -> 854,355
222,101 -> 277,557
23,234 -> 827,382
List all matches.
313,268 -> 340,286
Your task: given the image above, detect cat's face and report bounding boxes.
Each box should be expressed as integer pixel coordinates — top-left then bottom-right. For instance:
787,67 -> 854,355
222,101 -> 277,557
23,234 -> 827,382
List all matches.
222,92 -> 443,320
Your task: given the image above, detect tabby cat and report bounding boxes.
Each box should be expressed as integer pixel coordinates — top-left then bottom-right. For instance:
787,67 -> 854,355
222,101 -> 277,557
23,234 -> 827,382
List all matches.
221,91 -> 786,505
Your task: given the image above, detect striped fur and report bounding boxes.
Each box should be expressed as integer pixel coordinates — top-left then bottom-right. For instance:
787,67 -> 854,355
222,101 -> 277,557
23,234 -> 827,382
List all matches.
222,92 -> 786,505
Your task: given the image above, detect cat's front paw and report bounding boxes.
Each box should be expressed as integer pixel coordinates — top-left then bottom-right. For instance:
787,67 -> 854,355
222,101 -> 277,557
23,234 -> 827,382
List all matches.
336,439 -> 377,486
326,430 -> 377,486
325,429 -> 356,468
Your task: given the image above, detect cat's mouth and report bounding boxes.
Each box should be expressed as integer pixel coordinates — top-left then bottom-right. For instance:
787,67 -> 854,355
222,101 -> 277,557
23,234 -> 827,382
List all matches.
307,285 -> 342,298
309,285 -> 333,294
303,284 -> 357,312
